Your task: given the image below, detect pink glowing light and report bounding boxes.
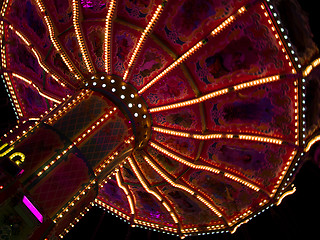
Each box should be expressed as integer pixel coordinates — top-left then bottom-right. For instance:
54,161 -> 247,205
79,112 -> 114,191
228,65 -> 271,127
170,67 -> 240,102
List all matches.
22,196 -> 43,223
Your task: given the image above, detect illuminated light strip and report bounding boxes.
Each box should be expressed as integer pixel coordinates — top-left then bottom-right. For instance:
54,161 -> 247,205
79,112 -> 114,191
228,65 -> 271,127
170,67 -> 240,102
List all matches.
149,75 -> 280,112
152,126 -> 222,140
152,126 -> 283,145
210,6 -> 246,37
104,0 -> 117,74
294,80 -> 299,145
224,173 -> 260,192
116,171 -> 135,215
260,3 -> 296,74
2,72 -> 23,118
36,0 -> 81,78
9,25 -> 69,88
22,196 -> 43,223
12,73 -> 62,104
205,224 -> 225,231
28,118 -> 40,121
238,134 -> 282,145
210,15 -> 235,36
303,57 -> 320,77
128,156 -> 162,201
8,25 -> 31,46
36,144 -> 74,178
59,204 -> 93,238
270,150 -> 296,197
150,141 -> 261,192
276,186 -> 296,206
150,141 -> 220,174
123,4 -> 164,81
305,135 -> 320,152
95,198 -> 131,221
230,209 -> 252,225
0,0 -> 9,17
42,13 -> 81,80
94,136 -> 134,175
138,40 -> 204,94
95,150 -> 119,175
0,20 -> 4,52
9,119 -> 43,147
1,21 -> 6,69
53,180 -> 96,223
45,89 -> 91,125
73,106 -> 118,146
35,0 -> 45,12
233,75 -> 280,90
138,5 -> 248,94
59,202 -> 95,237
7,98 -> 63,144
128,155 -> 179,224
133,219 -> 177,233
72,0 -> 94,73
183,224 -> 225,234
230,219 -> 249,234
142,153 -> 223,218
23,116 -> 74,180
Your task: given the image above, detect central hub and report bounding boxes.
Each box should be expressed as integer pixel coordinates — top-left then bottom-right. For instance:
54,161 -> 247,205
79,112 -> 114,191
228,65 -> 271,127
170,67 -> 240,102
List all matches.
85,74 -> 151,149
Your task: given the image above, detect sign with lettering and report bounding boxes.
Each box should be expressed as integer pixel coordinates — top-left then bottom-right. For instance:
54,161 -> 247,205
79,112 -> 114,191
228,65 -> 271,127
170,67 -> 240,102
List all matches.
0,141 -> 25,166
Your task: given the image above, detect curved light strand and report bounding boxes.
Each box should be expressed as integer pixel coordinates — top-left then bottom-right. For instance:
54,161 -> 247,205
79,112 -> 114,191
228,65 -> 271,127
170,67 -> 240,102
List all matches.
72,0 -> 94,73
104,0 -> 117,74
8,25 -> 69,88
116,170 -> 135,215
128,155 -> 179,223
149,141 -> 261,192
141,152 -> 223,218
36,0 -> 82,80
12,73 -> 62,104
149,75 -> 280,113
152,126 -> 283,145
123,4 -> 164,81
138,5 -> 247,94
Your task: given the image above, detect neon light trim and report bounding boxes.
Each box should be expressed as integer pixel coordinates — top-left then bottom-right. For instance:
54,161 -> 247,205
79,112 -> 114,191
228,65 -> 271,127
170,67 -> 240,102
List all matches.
22,196 -> 43,223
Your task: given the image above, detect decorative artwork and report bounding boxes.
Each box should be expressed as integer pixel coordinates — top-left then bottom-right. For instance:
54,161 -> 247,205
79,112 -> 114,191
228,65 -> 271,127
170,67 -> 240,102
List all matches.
78,114 -> 128,168
85,23 -> 106,72
205,78 -> 296,141
187,5 -> 291,94
8,39 -> 43,80
186,169 -> 261,217
98,179 -> 131,211
143,67 -> 195,107
196,36 -> 259,83
152,132 -> 197,158
129,37 -> 173,89
112,25 -> 139,75
153,106 -> 202,132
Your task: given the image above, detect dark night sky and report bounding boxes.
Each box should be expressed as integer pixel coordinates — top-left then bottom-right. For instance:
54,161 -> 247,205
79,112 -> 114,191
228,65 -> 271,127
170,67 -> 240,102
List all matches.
1,0 -> 320,239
